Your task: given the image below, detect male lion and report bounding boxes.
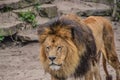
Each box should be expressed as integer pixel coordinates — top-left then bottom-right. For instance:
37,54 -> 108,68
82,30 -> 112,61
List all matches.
37,14 -> 120,80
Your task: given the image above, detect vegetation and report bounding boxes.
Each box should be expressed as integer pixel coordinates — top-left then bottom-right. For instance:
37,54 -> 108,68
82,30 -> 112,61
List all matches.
18,11 -> 37,28
116,1 -> 120,20
34,3 -> 41,10
0,36 -> 5,42
109,0 -> 120,20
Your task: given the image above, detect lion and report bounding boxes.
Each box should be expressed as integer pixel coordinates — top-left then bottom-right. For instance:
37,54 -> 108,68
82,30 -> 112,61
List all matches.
37,14 -> 120,80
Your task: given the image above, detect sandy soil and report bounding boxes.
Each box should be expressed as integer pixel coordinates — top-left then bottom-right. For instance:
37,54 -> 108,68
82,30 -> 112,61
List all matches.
0,21 -> 120,80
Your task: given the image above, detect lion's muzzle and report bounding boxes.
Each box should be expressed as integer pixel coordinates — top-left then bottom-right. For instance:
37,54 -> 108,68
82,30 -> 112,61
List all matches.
48,56 -> 56,61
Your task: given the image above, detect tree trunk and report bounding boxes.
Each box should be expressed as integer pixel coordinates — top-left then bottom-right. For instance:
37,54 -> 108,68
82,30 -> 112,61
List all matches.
112,0 -> 117,18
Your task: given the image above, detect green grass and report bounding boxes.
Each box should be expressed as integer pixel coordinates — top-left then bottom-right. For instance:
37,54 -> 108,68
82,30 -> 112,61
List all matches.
0,36 -> 5,42
18,11 -> 37,28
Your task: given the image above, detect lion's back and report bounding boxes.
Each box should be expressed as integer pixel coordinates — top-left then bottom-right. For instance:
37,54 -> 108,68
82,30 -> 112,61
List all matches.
82,16 -> 114,53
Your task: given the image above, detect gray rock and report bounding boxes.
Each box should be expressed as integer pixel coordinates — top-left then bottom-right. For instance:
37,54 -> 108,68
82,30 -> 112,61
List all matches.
36,16 -> 49,25
0,0 -> 23,10
17,29 -> 38,42
13,6 -> 34,13
0,12 -> 23,36
0,22 -> 23,36
0,0 -> 21,9
0,0 -> 55,11
0,0 -> 54,12
76,9 -> 111,16
12,6 -> 38,17
54,1 -> 111,16
37,4 -> 58,18
41,0 -> 55,3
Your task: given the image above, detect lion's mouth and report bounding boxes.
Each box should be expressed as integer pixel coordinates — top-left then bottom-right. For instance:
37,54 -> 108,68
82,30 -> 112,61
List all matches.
49,62 -> 62,66
49,62 -> 62,70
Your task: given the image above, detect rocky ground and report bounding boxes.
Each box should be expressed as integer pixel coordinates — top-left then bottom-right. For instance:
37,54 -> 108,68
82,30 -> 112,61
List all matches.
0,0 -> 111,41
0,0 -> 120,80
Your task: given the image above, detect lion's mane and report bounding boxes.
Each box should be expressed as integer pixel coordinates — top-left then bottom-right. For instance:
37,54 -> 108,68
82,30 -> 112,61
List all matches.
38,15 -> 97,79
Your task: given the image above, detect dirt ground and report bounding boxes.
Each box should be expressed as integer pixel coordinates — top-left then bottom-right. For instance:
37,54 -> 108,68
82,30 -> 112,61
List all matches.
0,21 -> 120,80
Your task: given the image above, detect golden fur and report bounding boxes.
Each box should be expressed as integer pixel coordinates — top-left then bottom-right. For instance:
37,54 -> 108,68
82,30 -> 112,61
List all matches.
38,14 -> 120,80
82,16 -> 120,80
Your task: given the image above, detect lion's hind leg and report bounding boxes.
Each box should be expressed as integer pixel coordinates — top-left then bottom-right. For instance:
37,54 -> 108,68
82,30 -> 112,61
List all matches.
107,54 -> 120,80
102,52 -> 112,80
85,60 -> 101,80
103,49 -> 120,80
103,22 -> 120,80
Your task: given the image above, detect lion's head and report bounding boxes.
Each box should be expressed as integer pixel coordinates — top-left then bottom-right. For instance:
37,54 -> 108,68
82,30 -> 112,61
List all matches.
38,23 -> 80,78
38,14 -> 96,79
41,35 -> 68,70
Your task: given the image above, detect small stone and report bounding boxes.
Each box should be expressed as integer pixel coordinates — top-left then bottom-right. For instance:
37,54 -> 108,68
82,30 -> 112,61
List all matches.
37,4 -> 58,18
0,43 -> 6,49
17,29 -> 38,42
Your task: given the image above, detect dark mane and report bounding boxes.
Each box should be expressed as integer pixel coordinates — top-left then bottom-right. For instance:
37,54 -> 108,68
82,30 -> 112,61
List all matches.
37,16 -> 97,78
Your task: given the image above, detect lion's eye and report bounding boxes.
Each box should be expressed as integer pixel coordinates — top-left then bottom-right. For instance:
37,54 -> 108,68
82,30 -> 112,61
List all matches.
57,46 -> 62,51
46,46 -> 50,51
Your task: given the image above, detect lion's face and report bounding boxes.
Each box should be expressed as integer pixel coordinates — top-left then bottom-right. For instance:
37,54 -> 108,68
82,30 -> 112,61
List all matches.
43,35 -> 68,70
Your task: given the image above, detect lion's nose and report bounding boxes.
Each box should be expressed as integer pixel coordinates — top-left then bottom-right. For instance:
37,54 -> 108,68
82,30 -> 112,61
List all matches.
49,56 -> 56,61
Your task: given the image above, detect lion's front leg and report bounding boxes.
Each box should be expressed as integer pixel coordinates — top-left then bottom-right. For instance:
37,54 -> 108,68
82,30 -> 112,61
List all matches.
85,60 -> 101,80
85,65 -> 94,80
85,71 -> 93,80
51,76 -> 59,80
